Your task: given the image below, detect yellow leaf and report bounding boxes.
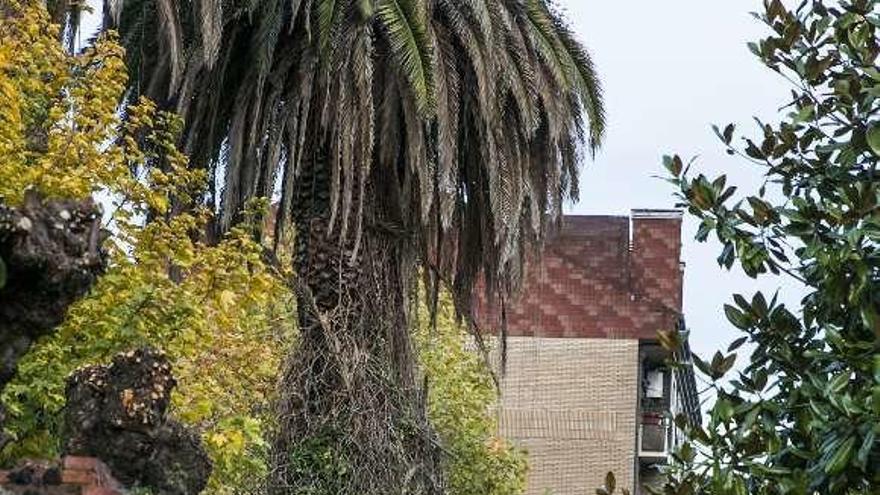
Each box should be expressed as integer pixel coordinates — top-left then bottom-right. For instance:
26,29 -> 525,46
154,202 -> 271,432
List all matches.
218,290 -> 236,310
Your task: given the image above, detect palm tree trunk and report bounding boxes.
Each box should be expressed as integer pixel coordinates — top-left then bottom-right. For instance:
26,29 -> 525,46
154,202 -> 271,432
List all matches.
269,150 -> 444,494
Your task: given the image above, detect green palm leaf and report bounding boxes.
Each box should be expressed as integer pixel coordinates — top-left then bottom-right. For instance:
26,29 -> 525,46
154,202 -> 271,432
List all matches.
377,0 -> 436,115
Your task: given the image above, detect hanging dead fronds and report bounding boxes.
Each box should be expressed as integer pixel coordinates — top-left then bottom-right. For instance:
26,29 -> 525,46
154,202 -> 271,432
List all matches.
103,0 -> 605,314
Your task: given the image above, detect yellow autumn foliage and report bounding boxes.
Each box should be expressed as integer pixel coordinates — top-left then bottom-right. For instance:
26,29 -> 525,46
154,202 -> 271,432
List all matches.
415,291 -> 528,495
0,3 -> 293,493
0,2 -> 127,202
5,203 -> 294,493
0,4 -> 526,495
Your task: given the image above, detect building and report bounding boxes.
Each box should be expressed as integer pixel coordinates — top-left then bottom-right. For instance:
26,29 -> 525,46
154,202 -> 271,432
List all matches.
477,210 -> 701,495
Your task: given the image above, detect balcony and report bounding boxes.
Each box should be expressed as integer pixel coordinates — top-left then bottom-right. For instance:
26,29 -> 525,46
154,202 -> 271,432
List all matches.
638,413 -> 670,460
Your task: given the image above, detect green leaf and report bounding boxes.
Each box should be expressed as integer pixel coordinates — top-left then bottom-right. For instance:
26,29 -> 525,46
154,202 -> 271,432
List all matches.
753,368 -> 768,391
856,429 -> 876,469
718,242 -> 736,268
377,0 -> 435,115
741,406 -> 760,432
728,336 -> 748,352
711,351 -> 724,372
874,354 -> 880,383
860,305 -> 880,337
693,355 -> 713,378
865,67 -> 880,82
605,471 -> 615,493
725,304 -> 750,330
356,0 -> 374,21
793,104 -> 815,123
824,436 -> 856,475
827,373 -> 850,395
317,0 -> 343,60
873,386 -> 880,415
720,353 -> 738,375
715,397 -> 734,422
0,256 -> 6,290
748,196 -> 773,223
709,351 -> 736,379
752,292 -> 769,318
866,124 -> 880,156
663,155 -> 683,177
723,124 -> 735,144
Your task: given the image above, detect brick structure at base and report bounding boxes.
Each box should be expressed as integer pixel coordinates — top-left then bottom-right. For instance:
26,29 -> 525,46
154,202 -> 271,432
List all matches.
495,337 -> 640,494
0,456 -> 123,495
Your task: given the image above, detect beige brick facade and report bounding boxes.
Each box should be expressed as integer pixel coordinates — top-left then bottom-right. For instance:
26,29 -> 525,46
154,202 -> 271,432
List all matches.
478,212 -> 697,495
497,337 -> 639,495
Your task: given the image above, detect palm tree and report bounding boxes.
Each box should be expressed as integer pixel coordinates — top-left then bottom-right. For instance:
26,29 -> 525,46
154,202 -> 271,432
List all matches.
101,0 -> 604,493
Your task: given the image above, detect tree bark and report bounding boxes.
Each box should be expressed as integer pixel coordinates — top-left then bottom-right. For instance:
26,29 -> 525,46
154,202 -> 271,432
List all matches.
269,152 -> 444,494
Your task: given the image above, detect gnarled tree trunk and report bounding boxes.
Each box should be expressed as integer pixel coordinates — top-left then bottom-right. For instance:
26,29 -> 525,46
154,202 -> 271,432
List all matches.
269,151 -> 444,495
64,347 -> 212,495
0,194 -> 106,451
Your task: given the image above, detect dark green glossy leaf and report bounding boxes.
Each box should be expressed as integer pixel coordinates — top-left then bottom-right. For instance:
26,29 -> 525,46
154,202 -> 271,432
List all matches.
725,304 -> 750,330
824,436 -> 855,475
867,124 -> 880,156
856,429 -> 875,470
728,336 -> 748,352
723,124 -> 735,144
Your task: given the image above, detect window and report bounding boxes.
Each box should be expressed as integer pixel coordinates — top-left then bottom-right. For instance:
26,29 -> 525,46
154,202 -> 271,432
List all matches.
645,370 -> 664,398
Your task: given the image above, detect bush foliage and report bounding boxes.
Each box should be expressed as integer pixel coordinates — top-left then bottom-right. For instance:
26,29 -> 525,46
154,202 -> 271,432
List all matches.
0,4 -> 293,492
415,292 -> 528,495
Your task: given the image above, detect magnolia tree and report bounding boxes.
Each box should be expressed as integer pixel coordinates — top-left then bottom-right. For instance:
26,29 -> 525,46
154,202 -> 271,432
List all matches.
651,1 -> 879,494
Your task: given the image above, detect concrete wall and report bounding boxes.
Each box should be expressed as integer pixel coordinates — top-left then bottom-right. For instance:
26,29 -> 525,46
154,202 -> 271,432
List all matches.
496,337 -> 639,495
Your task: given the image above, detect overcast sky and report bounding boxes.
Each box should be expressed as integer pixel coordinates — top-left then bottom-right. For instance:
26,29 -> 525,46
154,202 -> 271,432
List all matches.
559,0 -> 804,365
79,0 -> 804,368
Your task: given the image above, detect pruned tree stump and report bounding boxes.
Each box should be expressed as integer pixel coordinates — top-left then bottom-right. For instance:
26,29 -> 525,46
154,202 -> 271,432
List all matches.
0,192 -> 106,450
64,348 -> 211,495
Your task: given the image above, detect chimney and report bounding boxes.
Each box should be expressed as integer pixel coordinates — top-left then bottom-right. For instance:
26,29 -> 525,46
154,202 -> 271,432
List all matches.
630,210 -> 683,313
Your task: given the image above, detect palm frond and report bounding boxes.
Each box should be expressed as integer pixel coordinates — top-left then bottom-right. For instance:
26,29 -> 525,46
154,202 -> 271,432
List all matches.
551,15 -> 605,152
377,0 -> 436,115
102,0 -> 606,319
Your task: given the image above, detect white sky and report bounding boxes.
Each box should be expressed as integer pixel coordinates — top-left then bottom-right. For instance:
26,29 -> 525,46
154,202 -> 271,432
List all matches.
560,0 -> 804,368
79,0 -> 805,371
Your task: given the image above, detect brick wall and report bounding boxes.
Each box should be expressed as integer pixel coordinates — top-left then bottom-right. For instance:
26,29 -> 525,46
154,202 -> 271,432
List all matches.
479,211 -> 684,495
476,212 -> 683,339
631,210 -> 683,314
0,457 -> 123,495
496,337 -> 639,494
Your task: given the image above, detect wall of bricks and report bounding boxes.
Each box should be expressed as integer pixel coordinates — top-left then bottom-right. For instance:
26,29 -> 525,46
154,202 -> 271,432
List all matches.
476,212 -> 683,339
0,457 -> 123,495
496,337 -> 639,494
479,211 -> 684,495
631,211 -> 683,315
